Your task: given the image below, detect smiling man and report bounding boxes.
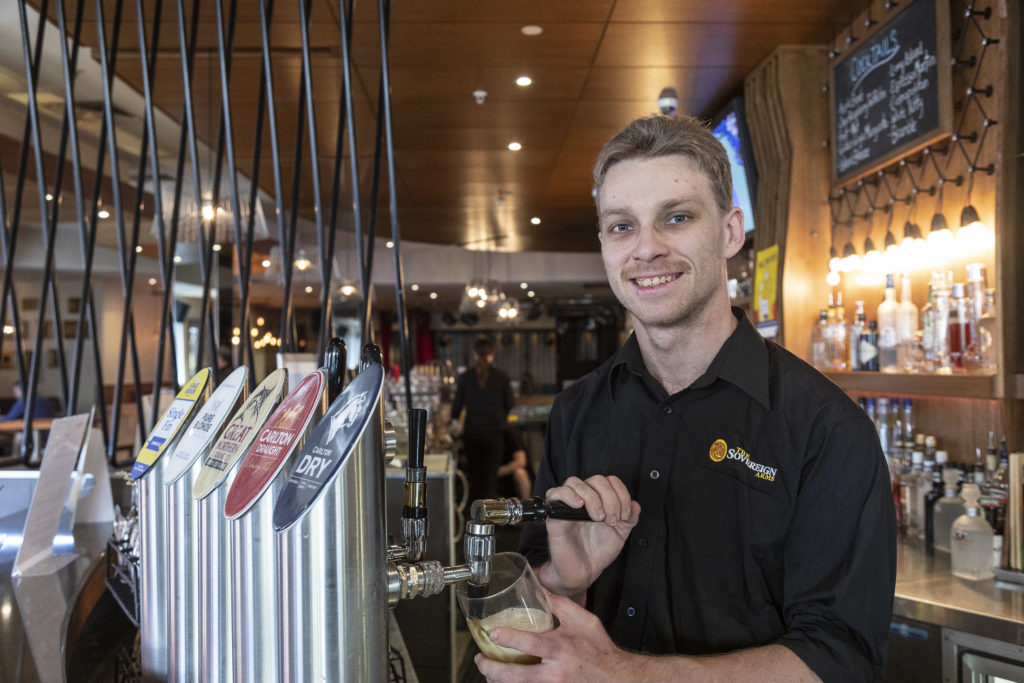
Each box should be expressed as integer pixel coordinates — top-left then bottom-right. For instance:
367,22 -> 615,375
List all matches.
475,115 -> 896,682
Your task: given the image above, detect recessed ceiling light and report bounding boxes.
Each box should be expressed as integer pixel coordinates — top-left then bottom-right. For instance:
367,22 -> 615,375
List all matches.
411,284 -> 420,291
520,282 -> 528,289
304,285 -> 313,293
233,327 -> 241,335
429,292 -> 438,300
527,290 -> 535,297
45,193 -> 53,201
508,142 -> 522,151
530,217 -> 541,225
521,25 -> 543,36
135,245 -> 143,253
256,317 -> 265,326
386,240 -> 395,248
97,208 -> 110,219
212,243 -> 222,252
516,76 -> 532,87
148,278 -> 157,285
261,258 -> 272,267
173,255 -> 182,263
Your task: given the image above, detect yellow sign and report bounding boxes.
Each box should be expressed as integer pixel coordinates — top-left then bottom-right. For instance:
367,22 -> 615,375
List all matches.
754,244 -> 779,325
131,368 -> 211,479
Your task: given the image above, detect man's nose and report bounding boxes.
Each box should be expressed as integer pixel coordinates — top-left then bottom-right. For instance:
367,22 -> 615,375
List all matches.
631,224 -> 669,261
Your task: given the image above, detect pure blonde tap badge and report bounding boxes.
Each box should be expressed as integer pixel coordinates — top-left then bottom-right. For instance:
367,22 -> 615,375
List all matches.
709,438 -> 778,482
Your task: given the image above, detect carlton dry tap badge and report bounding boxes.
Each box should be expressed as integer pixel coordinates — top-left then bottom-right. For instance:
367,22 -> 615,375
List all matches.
223,369 -> 326,519
163,366 -> 249,485
131,368 -> 212,479
192,368 -> 288,500
271,363 -> 384,531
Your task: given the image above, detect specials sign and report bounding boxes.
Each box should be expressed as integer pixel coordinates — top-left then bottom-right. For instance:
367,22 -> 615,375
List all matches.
271,363 -> 384,531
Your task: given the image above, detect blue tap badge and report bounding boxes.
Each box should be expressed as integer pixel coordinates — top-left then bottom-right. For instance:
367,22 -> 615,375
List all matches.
272,363 -> 384,531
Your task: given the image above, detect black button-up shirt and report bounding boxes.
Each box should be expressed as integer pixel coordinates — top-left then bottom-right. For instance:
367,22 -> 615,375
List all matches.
520,311 -> 896,681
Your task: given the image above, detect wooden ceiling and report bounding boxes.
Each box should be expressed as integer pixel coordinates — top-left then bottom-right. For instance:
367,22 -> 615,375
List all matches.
26,0 -> 852,253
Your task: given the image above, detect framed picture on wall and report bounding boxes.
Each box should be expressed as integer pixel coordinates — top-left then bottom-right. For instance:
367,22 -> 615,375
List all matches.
67,297 -> 80,314
63,321 -> 77,339
1,350 -> 13,369
22,297 -> 37,311
46,348 -> 58,368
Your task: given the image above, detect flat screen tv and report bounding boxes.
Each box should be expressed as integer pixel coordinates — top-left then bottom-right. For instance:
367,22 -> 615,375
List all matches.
710,97 -> 757,234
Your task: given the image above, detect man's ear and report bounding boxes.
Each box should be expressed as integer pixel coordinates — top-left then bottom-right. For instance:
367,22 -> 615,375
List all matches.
722,207 -> 745,258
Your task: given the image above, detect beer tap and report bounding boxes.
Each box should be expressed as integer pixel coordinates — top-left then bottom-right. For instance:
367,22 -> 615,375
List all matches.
387,408 -> 430,563
323,337 -> 347,402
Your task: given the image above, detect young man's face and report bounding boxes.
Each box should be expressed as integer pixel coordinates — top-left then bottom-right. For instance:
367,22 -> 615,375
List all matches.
597,154 -> 743,333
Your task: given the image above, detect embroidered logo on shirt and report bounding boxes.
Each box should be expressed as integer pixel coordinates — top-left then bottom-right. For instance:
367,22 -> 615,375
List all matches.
709,439 -> 728,462
710,439 -> 778,482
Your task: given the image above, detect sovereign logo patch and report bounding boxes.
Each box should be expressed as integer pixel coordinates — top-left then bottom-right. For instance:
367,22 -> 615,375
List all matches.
709,439 -> 728,463
709,439 -> 778,482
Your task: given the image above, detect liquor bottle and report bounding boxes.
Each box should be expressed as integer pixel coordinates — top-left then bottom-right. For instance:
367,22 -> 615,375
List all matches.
920,285 -> 935,371
859,321 -> 879,371
948,282 -> 972,370
930,271 -> 952,373
831,293 -> 848,371
951,483 -> 995,581
849,301 -> 865,370
811,310 -> 829,370
878,274 -> 899,372
978,288 -> 998,371
863,396 -> 876,426
901,450 -> 924,536
924,450 -> 947,549
875,398 -> 891,461
896,273 -> 919,371
901,398 -> 914,447
913,450 -> 936,541
984,432 -> 998,489
932,467 -> 965,554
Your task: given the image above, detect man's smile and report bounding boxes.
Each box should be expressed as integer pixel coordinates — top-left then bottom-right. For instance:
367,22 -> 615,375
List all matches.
629,273 -> 681,289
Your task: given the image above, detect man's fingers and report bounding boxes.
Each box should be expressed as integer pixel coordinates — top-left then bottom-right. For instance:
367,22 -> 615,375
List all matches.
545,477 -> 587,509
489,626 -> 550,660
583,475 -> 630,524
606,475 -> 634,520
562,477 -> 607,521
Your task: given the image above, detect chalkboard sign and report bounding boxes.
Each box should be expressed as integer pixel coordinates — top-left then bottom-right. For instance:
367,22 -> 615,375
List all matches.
830,0 -> 952,186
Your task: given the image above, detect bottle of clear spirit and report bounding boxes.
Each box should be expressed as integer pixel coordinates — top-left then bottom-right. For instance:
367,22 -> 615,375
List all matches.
877,274 -> 899,372
932,467 -> 965,554
951,483 -> 995,581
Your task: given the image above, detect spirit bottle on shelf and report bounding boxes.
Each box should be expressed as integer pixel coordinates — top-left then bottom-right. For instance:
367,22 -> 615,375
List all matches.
811,310 -> 829,370
858,321 -> 879,371
932,467 -> 965,554
896,273 -> 919,371
930,271 -> 952,373
951,483 -> 995,581
948,282 -> 972,370
877,274 -> 899,373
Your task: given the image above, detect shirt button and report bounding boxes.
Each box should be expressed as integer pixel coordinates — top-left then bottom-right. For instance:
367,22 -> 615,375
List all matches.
650,469 -> 660,480
663,406 -> 672,415
626,606 -> 636,617
637,538 -> 648,547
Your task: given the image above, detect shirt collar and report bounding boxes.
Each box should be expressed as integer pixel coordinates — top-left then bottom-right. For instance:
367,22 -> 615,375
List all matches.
608,308 -> 771,409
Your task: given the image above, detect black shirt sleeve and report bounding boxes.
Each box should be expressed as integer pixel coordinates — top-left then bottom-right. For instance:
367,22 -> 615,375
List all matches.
773,414 -> 897,682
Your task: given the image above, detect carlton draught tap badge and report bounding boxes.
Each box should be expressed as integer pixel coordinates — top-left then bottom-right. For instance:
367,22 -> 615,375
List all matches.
131,368 -> 211,479
223,369 -> 326,519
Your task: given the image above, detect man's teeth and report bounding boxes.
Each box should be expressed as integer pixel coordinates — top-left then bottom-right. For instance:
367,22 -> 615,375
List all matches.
636,275 -> 676,287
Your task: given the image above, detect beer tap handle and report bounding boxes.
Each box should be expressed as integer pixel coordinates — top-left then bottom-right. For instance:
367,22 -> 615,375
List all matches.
360,343 -> 383,369
324,337 -> 347,403
401,408 -> 430,561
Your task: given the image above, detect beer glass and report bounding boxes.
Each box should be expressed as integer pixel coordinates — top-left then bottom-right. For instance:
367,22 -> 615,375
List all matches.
456,552 -> 554,664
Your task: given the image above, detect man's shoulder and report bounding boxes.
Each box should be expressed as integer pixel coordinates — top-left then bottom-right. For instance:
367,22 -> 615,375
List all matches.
551,350 -> 621,414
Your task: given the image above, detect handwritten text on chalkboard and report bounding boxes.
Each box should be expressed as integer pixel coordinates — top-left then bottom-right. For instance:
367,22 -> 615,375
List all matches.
832,0 -> 947,182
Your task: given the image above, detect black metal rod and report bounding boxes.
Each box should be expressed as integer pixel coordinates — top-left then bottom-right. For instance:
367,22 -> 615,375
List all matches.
18,0 -> 79,458
376,0 -> 413,408
56,0 -> 92,416
0,0 -> 50,389
197,0 -> 240,375
214,0 -> 251,374
283,72 -> 307,352
362,73 -> 387,346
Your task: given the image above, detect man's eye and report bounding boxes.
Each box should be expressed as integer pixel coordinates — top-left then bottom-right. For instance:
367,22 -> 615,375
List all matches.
608,223 -> 631,233
668,214 -> 689,225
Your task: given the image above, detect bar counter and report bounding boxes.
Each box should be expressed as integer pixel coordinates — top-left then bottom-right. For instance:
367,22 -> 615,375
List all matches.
894,539 -> 1024,646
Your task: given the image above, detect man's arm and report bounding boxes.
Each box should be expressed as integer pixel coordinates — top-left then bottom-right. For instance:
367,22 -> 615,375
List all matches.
477,593 -> 820,683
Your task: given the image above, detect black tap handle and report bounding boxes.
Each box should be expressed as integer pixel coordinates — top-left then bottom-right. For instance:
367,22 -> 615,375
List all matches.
360,343 -> 383,369
324,337 -> 347,403
408,408 -> 428,470
537,498 -> 593,521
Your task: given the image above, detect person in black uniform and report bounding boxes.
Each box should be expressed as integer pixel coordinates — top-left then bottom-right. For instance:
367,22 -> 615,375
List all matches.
475,115 -> 896,681
451,337 -> 515,501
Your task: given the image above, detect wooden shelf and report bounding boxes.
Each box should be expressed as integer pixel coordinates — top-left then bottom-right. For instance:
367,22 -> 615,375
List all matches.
822,371 -> 997,399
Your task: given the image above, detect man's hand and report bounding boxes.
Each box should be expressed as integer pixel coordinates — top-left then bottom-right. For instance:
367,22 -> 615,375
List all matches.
539,475 -> 640,598
474,592 -> 638,682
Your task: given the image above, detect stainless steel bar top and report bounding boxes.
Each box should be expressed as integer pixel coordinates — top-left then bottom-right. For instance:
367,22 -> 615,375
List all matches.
894,540 -> 1024,645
